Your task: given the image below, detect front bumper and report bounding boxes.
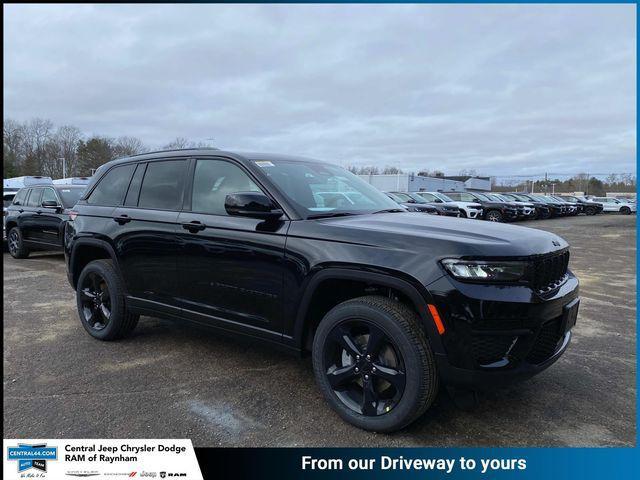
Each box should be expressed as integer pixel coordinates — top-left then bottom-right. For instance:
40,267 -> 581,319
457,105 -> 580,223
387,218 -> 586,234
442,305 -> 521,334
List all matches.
466,208 -> 482,219
426,271 -> 579,390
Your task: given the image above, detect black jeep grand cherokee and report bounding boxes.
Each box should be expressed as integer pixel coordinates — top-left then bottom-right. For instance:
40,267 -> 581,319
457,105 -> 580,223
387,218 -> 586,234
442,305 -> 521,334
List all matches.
65,149 -> 579,432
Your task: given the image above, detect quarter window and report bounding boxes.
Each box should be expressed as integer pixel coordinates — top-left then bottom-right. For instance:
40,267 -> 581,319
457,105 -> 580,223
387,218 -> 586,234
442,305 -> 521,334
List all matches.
87,164 -> 136,206
191,159 -> 262,215
12,189 -> 28,206
138,160 -> 188,210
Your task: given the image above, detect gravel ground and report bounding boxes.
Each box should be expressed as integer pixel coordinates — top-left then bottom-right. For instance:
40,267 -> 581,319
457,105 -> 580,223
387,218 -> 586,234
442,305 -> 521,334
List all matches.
3,214 -> 636,446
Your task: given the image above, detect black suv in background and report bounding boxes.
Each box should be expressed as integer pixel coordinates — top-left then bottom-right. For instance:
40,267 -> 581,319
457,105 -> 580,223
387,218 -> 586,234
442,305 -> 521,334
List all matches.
384,192 -> 437,214
392,191 -> 460,217
5,184 -> 86,258
64,149 -> 579,432
502,193 -> 551,219
557,195 -> 603,215
443,191 -> 518,222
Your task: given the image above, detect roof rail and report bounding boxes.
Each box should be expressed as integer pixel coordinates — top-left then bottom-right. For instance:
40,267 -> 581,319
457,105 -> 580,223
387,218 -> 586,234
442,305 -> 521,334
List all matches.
114,147 -> 220,161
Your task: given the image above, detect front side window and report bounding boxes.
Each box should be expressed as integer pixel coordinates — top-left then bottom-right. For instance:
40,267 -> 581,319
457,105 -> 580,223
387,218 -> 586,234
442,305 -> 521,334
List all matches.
26,189 -> 42,207
138,160 -> 187,210
87,164 -> 136,206
192,159 -> 262,215
257,160 -> 398,216
58,187 -> 86,208
417,192 -> 439,202
41,188 -> 59,205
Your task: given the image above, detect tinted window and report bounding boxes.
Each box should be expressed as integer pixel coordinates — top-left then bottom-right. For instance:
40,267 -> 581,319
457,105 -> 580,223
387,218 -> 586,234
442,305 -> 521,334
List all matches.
26,189 -> 42,207
124,163 -> 146,206
88,164 -> 136,206
419,193 -> 438,202
192,160 -> 261,215
41,188 -> 59,205
12,189 -> 27,206
58,187 -> 86,208
138,160 -> 187,210
3,194 -> 15,208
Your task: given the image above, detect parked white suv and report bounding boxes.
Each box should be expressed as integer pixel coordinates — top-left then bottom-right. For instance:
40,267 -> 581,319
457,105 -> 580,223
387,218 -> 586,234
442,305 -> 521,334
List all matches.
419,191 -> 483,219
591,197 -> 636,215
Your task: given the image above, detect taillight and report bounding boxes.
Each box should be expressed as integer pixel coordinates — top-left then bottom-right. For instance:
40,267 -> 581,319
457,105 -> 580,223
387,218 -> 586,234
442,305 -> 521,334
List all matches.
69,211 -> 78,221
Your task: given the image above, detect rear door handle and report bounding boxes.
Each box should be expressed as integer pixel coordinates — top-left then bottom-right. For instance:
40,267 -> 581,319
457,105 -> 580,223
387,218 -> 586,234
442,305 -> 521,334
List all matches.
113,214 -> 132,225
182,220 -> 206,232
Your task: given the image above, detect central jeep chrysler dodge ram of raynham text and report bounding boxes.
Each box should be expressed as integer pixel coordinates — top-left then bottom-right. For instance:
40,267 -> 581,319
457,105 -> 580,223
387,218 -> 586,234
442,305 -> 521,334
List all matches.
64,149 -> 580,432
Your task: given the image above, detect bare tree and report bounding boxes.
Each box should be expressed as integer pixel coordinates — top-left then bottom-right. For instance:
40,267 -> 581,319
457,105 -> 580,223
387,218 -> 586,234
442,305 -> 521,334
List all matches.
382,166 -> 403,174
113,136 -> 146,158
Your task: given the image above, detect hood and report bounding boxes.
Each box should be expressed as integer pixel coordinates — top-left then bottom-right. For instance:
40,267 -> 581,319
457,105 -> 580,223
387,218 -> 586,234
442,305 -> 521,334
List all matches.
305,212 -> 569,258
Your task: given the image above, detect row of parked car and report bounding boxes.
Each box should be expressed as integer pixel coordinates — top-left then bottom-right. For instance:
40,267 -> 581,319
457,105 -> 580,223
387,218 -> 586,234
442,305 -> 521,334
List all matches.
383,190 -> 635,222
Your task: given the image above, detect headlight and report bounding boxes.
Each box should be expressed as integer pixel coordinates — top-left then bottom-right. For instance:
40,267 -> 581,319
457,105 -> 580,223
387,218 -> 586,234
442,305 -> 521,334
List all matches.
441,259 -> 526,282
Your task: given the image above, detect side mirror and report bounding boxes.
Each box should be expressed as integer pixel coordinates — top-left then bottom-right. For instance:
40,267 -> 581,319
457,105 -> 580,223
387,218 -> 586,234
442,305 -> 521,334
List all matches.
225,192 -> 283,220
42,200 -> 60,210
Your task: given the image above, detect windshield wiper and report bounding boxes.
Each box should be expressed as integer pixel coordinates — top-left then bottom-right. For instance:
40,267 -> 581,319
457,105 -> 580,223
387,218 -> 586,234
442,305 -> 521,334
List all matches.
307,212 -> 361,219
372,208 -> 405,214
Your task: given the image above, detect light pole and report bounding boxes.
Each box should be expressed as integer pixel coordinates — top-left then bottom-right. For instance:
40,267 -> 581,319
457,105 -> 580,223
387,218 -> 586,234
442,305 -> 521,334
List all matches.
59,157 -> 66,179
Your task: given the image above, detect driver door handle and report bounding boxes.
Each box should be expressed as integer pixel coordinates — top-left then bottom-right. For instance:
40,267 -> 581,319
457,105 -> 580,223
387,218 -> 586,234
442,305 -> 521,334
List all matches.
113,214 -> 132,225
182,220 -> 206,232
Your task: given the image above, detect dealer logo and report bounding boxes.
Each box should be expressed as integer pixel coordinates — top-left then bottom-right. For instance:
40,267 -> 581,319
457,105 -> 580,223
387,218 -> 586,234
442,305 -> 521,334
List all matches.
7,443 -> 58,473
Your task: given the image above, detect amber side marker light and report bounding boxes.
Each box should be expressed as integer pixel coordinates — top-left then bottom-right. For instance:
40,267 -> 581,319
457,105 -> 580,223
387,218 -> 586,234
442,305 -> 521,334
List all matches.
427,304 -> 445,335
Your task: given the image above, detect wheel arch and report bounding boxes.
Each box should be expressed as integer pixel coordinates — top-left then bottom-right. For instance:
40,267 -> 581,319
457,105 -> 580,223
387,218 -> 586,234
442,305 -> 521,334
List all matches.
293,268 -> 445,355
69,238 -> 120,290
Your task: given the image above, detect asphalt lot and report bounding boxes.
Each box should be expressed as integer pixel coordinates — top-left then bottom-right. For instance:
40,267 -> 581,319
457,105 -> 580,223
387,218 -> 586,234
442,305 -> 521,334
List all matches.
3,214 -> 636,447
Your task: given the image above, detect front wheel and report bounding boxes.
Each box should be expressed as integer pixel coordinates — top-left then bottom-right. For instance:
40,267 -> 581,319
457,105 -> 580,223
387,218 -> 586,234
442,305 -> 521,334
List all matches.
620,207 -> 632,215
485,210 -> 503,222
312,296 -> 438,432
76,259 -> 139,340
8,227 -> 30,259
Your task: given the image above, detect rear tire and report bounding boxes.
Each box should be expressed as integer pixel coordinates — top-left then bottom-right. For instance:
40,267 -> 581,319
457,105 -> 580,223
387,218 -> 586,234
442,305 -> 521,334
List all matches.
312,295 -> 438,432
8,227 -> 29,259
485,210 -> 503,222
76,259 -> 139,340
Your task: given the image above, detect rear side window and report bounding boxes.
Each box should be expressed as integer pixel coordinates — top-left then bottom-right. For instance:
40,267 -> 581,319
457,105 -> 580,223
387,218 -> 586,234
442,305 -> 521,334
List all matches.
12,189 -> 28,206
87,164 -> 136,206
26,189 -> 42,207
138,160 -> 188,210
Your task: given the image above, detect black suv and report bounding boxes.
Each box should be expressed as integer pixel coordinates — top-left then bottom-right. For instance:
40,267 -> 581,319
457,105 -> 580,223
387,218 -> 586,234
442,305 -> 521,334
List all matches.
5,184 -> 86,258
390,191 -> 460,217
65,149 -> 580,432
442,191 -> 518,222
384,192 -> 438,214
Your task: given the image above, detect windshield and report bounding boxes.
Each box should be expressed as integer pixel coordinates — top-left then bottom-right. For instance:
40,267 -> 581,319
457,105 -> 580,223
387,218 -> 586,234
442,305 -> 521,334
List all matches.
406,193 -> 429,203
58,187 -> 86,208
258,160 -> 399,217
391,192 -> 417,203
431,192 -> 453,202
473,193 -> 492,201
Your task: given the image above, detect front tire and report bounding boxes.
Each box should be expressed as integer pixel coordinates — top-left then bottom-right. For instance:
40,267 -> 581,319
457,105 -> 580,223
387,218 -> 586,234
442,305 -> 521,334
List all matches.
8,227 -> 29,259
620,207 -> 631,215
312,296 -> 438,432
485,210 -> 503,222
76,259 -> 139,340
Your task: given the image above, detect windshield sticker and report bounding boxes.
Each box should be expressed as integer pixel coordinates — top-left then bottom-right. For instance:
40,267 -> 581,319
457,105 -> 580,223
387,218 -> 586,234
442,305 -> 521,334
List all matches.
255,161 -> 275,167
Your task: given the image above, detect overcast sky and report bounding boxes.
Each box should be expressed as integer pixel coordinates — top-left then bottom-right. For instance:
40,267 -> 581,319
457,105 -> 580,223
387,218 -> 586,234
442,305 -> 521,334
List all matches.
3,4 -> 636,176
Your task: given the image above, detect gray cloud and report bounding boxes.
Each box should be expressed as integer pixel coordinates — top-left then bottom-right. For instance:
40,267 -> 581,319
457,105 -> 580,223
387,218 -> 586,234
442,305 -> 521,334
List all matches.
3,4 -> 636,175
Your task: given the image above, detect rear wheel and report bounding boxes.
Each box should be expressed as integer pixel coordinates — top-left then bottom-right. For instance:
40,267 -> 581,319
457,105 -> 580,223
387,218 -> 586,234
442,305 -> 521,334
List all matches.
485,210 -> 503,222
76,259 -> 139,340
8,227 -> 29,259
312,295 -> 438,432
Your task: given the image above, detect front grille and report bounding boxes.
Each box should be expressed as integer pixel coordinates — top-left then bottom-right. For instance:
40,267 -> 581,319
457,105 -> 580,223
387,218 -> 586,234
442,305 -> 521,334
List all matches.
526,319 -> 564,364
529,250 -> 570,292
470,335 -> 517,365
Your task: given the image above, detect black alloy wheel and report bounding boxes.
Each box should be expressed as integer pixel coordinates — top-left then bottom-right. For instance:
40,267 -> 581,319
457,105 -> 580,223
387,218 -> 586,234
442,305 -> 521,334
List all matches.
323,320 -> 406,417
8,227 -> 29,258
79,271 -> 112,331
